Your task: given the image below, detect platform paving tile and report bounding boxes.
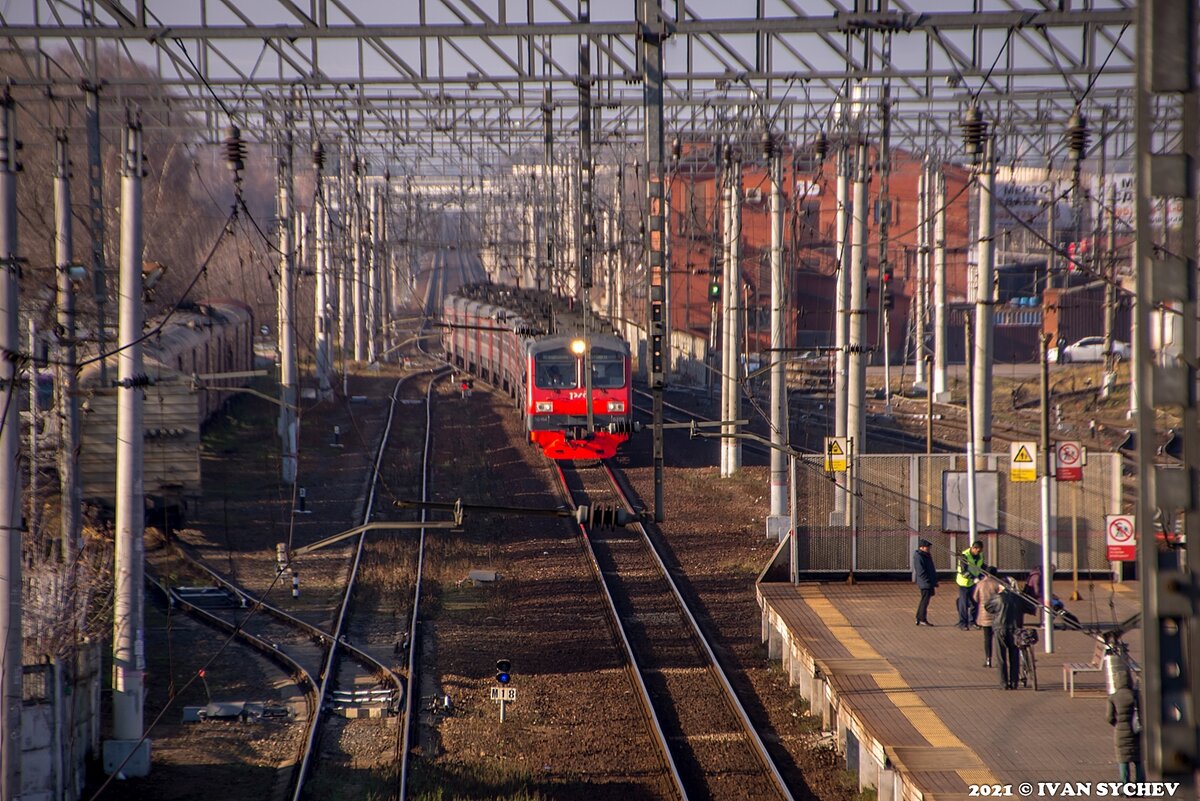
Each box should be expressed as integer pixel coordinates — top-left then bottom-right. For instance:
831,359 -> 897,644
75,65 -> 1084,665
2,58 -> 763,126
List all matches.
761,580 -> 1142,794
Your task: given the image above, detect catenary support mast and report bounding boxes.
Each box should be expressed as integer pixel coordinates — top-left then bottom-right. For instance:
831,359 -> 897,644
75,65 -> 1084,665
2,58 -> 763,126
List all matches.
109,113 -> 151,776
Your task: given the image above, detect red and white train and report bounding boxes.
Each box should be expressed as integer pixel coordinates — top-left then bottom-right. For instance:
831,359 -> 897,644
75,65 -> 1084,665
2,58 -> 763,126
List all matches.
442,286 -> 633,460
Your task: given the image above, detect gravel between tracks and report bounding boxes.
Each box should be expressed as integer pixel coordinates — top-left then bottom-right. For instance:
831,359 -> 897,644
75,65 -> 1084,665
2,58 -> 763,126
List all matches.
105,369 -> 861,801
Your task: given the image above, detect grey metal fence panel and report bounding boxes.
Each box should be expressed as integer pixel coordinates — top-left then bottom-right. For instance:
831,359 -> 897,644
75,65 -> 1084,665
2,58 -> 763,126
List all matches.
791,452 -> 1120,575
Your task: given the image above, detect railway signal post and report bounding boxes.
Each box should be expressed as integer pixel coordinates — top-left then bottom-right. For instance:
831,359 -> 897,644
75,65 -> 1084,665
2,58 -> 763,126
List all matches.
492,660 -> 516,722
642,0 -> 667,521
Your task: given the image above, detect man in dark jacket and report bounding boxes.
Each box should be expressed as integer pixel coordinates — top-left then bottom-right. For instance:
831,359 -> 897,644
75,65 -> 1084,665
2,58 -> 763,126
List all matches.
912,539 -> 938,626
1106,669 -> 1144,782
985,580 -> 1029,689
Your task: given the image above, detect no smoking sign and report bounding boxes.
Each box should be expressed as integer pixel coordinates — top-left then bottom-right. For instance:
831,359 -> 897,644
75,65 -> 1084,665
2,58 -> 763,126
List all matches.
1106,514 -> 1136,561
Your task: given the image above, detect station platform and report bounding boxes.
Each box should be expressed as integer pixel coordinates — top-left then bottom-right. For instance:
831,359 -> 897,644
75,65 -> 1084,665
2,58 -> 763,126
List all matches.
758,580 -> 1142,801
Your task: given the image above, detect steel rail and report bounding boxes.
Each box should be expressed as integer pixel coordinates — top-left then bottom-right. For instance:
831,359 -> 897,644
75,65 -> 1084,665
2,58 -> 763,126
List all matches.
290,370 -> 416,801
632,388 -> 934,454
164,540 -> 402,687
598,462 -> 797,801
551,461 -> 689,801
144,574 -> 316,712
399,260 -> 453,798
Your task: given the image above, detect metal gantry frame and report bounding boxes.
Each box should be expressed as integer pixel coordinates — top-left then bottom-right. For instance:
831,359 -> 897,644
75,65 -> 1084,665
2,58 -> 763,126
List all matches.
0,0 -> 1195,792
0,1 -> 1143,168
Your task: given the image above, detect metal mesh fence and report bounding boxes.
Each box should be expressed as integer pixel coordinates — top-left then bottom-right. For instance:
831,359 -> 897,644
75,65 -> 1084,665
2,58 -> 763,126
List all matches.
793,452 -> 1121,575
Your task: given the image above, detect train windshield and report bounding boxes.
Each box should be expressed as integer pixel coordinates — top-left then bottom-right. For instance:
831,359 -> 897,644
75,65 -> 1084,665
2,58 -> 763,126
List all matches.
534,349 -> 578,389
589,347 -> 626,389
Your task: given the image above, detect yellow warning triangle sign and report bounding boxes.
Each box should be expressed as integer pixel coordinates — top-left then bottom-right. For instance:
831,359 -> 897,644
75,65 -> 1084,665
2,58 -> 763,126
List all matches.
1013,445 -> 1033,463
828,440 -> 844,455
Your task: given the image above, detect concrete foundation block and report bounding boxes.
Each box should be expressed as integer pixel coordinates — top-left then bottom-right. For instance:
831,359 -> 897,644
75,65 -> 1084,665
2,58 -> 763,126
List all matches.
102,739 -> 151,778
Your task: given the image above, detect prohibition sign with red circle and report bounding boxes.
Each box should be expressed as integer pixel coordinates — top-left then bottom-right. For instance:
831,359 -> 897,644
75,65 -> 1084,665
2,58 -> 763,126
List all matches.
1106,515 -> 1136,561
1056,441 -> 1083,481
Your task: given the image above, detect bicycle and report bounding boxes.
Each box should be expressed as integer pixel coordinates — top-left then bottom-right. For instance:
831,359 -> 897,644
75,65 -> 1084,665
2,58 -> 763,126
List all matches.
1015,626 -> 1039,690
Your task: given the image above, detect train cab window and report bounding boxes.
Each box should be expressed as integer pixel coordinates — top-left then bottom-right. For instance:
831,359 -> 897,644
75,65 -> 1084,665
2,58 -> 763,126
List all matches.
590,347 -> 626,389
535,349 -> 577,389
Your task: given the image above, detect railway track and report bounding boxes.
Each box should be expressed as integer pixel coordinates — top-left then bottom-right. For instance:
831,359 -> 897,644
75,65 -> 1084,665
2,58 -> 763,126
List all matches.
145,314 -> 447,799
633,388 -> 945,459
555,459 -> 795,801
292,329 -> 450,796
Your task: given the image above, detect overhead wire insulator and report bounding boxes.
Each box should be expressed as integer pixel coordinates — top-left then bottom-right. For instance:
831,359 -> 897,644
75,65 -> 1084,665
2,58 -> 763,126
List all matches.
1065,109 -> 1089,163
223,125 -> 246,173
960,104 -> 987,164
671,135 -> 681,162
814,130 -> 828,161
760,130 -> 775,159
311,140 -> 325,171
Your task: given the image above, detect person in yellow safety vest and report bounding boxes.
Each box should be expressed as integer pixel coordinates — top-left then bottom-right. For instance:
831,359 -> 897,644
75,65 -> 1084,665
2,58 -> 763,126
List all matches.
955,540 -> 986,630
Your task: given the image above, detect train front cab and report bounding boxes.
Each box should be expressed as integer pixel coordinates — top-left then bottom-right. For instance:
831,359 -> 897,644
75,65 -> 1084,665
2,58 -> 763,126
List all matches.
524,335 -> 632,460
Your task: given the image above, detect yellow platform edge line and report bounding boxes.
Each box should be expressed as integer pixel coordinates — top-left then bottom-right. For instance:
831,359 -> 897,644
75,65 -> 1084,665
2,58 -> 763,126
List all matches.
794,588 -> 999,784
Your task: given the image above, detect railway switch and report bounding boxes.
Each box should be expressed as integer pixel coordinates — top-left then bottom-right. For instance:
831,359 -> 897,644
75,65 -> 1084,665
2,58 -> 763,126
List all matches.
574,504 -> 637,530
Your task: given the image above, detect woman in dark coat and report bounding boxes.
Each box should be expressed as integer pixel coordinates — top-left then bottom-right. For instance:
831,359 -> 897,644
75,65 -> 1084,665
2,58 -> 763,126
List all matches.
1106,669 -> 1144,782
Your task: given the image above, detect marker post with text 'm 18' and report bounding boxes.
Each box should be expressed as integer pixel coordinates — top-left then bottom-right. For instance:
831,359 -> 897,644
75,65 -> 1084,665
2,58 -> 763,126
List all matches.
491,659 -> 516,722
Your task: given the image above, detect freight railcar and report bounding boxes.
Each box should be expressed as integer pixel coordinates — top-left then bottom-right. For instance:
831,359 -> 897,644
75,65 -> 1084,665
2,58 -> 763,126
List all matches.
78,298 -> 255,522
441,285 -> 632,460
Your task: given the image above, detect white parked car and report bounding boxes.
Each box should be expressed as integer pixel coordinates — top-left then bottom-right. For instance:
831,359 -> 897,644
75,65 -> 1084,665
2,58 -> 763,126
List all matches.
1048,337 -> 1130,364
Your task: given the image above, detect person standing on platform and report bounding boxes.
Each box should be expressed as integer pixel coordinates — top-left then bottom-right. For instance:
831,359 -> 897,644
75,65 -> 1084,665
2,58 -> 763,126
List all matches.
912,539 -> 938,626
956,540 -> 986,630
1106,669 -> 1144,782
985,579 -> 1028,689
973,572 -> 1002,667
1023,563 -> 1046,604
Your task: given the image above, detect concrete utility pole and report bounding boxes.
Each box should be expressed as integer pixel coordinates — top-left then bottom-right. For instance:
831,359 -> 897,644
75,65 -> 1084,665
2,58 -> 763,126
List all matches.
84,84 -> 109,385
722,151 -> 743,478
641,0 -> 668,519
337,153 -> 351,366
720,149 -> 730,477
1045,180 -> 1058,290
1039,333 -> 1055,655
278,127 -> 298,485
972,137 -> 996,460
313,155 -> 333,399
847,141 -> 869,458
933,169 -> 949,401
614,169 -> 625,324
381,178 -> 393,359
914,157 -> 929,389
353,159 -> 366,362
0,92 -> 23,800
833,145 -> 851,522
108,114 -> 150,776
1101,183 -> 1119,399
55,132 -> 81,562
578,8 -> 594,309
367,183 -> 380,363
876,44 -> 894,411
767,134 -> 787,528
28,321 -> 38,538
542,86 -> 554,294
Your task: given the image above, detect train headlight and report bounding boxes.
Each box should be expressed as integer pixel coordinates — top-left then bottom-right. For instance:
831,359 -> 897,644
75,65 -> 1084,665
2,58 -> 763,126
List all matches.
607,401 -> 625,413
570,338 -> 587,355
535,401 -> 553,413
